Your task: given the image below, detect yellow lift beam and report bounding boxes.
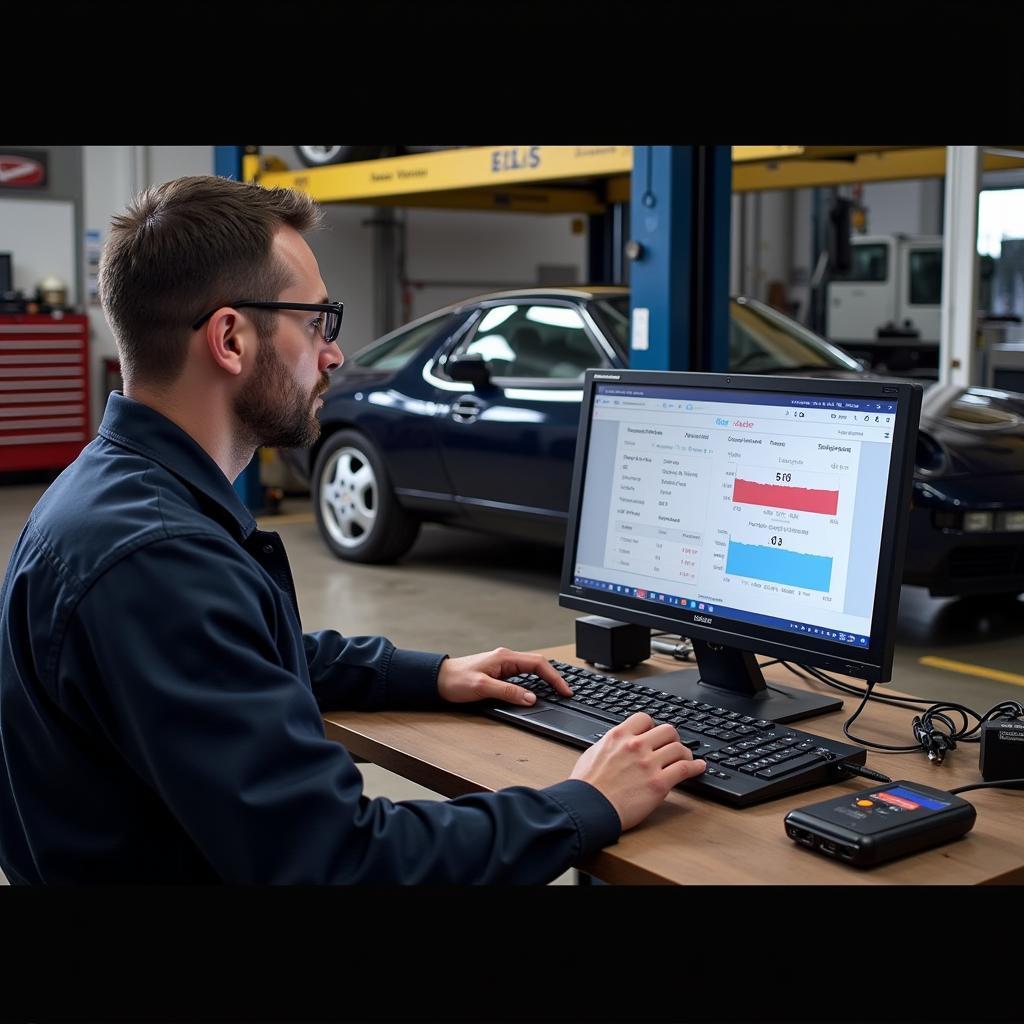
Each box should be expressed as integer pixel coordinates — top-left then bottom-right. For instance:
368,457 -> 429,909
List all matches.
733,146 -> 1024,191
248,146 -> 1024,212
249,145 -> 811,212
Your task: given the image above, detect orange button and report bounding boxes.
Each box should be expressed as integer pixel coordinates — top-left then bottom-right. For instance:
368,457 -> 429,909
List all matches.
856,799 -> 874,807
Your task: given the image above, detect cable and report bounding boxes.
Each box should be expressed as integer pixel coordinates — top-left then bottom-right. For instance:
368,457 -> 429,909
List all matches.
838,764 -> 893,783
949,779 -> 1024,796
652,636 -> 1024,766
772,659 -> 1024,763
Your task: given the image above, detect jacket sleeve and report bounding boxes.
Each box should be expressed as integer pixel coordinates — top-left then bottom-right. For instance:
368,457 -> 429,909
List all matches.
302,629 -> 449,711
57,534 -> 621,883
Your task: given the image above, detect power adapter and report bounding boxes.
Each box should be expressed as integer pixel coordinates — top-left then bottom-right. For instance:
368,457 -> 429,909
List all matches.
979,718 -> 1024,782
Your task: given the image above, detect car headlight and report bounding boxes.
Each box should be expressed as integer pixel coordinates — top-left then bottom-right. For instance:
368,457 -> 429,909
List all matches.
963,511 -> 994,532
997,510 -> 1024,532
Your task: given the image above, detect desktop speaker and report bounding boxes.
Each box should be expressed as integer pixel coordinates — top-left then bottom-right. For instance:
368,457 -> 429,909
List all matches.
575,616 -> 651,670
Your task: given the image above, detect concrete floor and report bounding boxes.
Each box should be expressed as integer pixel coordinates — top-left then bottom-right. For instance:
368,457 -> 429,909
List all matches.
3,479 -> 1024,884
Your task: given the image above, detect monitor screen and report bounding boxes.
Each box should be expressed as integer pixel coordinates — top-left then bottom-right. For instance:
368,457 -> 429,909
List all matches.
560,371 -> 921,715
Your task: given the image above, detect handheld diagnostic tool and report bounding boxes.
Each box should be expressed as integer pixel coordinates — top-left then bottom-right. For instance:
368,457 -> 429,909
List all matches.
784,781 -> 976,866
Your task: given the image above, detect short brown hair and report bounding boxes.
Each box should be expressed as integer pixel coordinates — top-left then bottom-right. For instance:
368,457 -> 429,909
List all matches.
99,175 -> 322,388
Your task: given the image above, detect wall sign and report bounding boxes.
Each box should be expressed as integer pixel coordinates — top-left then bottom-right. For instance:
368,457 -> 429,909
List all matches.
0,150 -> 48,189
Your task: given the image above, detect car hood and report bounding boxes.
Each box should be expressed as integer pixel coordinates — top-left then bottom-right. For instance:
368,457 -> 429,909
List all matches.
783,370 -> 1024,479
917,384 -> 1024,479
324,366 -> 394,395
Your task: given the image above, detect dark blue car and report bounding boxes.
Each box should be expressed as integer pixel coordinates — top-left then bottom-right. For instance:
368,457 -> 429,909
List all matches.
284,286 -> 1024,597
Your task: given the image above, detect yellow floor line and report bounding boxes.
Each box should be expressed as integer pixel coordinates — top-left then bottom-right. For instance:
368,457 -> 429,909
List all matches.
919,656 -> 1024,688
256,512 -> 314,527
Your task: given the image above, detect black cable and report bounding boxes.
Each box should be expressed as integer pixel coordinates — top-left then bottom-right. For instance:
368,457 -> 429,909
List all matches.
773,659 -> 1024,762
949,778 -> 1024,795
838,763 -> 893,784
655,640 -> 1024,764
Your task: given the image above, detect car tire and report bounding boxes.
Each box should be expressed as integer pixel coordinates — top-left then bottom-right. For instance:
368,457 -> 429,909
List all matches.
312,430 -> 420,563
293,146 -> 391,167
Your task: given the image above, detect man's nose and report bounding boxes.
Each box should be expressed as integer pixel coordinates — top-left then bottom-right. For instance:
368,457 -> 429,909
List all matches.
321,341 -> 344,373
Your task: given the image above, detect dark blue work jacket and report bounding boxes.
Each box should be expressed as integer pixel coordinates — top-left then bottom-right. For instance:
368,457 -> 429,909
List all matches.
0,393 -> 619,883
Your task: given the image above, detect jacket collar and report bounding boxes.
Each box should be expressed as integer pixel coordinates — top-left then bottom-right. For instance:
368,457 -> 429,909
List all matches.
97,392 -> 258,540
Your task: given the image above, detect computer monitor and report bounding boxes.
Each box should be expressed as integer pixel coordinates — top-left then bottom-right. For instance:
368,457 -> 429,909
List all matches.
560,369 -> 922,724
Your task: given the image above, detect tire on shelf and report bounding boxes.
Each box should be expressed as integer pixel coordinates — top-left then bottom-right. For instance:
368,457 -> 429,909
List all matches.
312,429 -> 420,563
293,146 -> 388,167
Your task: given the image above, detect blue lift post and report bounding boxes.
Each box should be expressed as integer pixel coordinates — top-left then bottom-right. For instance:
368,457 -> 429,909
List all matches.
628,146 -> 732,371
214,145 -> 265,513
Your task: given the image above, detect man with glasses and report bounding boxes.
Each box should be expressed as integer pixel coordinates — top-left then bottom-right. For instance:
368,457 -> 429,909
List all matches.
0,174 -> 703,884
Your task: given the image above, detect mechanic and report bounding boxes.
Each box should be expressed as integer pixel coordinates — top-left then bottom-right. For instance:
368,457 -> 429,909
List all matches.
0,175 -> 705,883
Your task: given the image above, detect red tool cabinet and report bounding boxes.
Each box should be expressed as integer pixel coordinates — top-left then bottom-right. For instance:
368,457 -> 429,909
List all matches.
0,313 -> 90,472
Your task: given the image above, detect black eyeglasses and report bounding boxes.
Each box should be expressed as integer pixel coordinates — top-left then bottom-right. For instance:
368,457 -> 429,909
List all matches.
191,301 -> 344,343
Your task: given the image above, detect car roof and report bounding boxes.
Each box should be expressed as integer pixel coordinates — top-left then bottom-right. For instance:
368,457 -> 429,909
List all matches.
447,285 -> 629,311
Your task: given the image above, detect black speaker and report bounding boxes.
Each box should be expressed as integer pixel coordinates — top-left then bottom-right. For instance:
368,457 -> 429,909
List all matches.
575,616 -> 651,670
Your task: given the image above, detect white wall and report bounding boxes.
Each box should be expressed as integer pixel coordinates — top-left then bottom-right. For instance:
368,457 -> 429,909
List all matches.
731,190 -> 792,305
0,198 -> 75,302
148,147 -> 213,188
403,207 -> 587,320
83,146 -> 214,426
860,179 -> 943,237
304,203 -> 377,356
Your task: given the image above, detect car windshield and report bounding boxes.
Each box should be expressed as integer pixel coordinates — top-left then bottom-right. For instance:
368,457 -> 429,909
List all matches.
351,312 -> 457,371
592,294 -> 863,374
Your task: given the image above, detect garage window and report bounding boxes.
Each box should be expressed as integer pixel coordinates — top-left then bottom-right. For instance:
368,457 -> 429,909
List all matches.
831,243 -> 888,282
909,249 -> 942,305
452,303 -> 606,380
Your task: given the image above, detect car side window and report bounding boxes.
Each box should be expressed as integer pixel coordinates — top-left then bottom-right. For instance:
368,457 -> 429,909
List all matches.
451,303 -> 606,380
351,313 -> 456,371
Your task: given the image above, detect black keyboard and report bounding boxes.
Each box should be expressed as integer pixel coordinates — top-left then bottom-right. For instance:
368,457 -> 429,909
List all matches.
489,659 -> 866,808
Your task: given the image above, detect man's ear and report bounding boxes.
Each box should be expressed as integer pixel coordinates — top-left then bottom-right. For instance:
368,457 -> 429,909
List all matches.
204,309 -> 250,376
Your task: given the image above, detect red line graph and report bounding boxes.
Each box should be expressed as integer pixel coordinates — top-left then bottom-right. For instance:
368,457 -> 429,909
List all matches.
732,477 -> 838,515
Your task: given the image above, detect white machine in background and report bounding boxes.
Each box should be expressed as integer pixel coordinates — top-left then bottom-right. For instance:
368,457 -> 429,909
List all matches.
827,234 -> 943,345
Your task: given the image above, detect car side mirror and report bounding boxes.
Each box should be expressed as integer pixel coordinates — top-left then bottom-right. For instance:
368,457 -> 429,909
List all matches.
447,356 -> 492,389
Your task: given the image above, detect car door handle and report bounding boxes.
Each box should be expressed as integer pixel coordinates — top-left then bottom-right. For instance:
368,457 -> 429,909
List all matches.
450,397 -> 484,423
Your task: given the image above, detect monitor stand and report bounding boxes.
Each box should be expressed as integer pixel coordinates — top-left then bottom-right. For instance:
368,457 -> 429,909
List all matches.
643,639 -> 842,725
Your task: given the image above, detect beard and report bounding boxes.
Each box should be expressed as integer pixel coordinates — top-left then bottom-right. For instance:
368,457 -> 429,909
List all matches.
233,334 -> 329,450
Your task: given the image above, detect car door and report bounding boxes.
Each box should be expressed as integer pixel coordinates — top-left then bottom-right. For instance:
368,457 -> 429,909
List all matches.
428,299 -> 613,526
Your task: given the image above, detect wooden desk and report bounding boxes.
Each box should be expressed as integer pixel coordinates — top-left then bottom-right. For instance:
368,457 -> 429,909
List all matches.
322,644 -> 1024,884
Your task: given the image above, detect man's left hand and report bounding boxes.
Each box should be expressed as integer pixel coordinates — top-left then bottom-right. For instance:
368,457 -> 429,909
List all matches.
437,648 -> 573,707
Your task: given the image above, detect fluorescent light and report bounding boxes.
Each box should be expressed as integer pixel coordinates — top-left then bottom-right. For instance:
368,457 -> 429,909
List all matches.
478,305 -> 517,332
525,306 -> 585,329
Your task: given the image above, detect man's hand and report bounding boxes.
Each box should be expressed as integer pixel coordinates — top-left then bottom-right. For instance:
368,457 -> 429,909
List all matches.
570,713 -> 706,831
437,647 -> 573,707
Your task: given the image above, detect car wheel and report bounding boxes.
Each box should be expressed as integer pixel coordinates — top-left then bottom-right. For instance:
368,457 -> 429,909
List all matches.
313,430 -> 421,563
293,146 -> 389,167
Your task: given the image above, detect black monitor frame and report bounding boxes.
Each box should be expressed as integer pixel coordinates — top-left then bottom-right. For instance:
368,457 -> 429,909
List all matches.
559,369 -> 922,722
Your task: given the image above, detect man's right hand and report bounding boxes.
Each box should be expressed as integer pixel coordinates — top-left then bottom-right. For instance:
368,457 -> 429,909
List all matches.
570,713 -> 706,831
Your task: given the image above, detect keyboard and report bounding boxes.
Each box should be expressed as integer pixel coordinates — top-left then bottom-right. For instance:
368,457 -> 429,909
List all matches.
485,659 -> 867,808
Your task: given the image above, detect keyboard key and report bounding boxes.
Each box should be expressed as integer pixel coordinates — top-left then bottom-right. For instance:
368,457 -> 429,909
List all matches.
559,699 -> 627,724
754,752 -> 826,779
717,731 -> 740,741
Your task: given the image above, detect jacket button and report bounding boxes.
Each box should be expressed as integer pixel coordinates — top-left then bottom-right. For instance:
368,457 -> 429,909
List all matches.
262,544 -> 274,554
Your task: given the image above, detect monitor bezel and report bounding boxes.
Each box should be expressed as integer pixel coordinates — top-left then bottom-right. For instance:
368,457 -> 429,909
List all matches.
559,369 -> 922,684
